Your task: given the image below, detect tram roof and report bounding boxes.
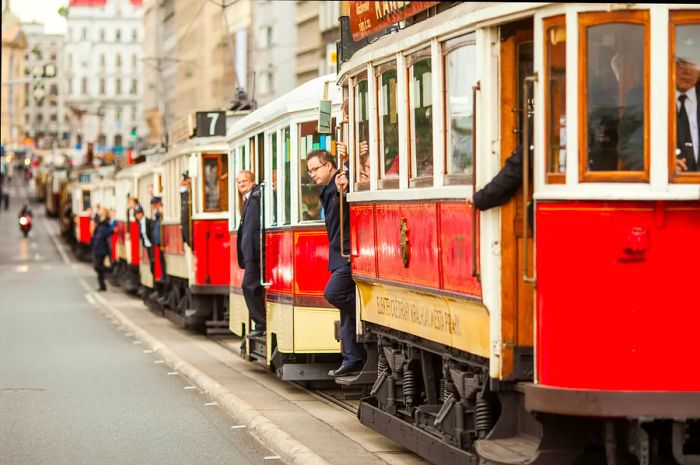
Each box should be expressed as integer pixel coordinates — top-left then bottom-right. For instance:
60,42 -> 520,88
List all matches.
226,74 -> 342,140
115,158 -> 162,180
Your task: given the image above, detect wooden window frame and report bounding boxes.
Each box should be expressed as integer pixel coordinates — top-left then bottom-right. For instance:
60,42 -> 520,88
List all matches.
442,32 -> 476,186
544,15 -> 567,184
578,10 -> 650,183
201,153 -> 228,212
406,48 -> 433,188
669,10 -> 700,184
375,60 -> 400,190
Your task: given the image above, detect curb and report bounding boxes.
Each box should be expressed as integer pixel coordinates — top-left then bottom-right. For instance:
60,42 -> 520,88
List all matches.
92,292 -> 333,465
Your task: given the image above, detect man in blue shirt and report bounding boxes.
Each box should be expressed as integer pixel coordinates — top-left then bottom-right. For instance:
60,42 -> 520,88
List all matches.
306,150 -> 365,377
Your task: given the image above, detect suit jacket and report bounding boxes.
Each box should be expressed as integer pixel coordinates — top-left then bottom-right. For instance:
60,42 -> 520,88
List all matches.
237,185 -> 261,269
320,171 -> 351,272
678,83 -> 700,171
139,217 -> 153,248
473,145 -> 532,211
91,219 -> 112,256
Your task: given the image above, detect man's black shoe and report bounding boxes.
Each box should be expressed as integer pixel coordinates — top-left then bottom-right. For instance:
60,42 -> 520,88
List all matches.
97,287 -> 107,292
328,364 -> 361,377
248,329 -> 266,339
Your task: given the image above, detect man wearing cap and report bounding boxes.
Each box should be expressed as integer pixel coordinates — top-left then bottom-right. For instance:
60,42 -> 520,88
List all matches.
675,41 -> 700,172
150,196 -> 169,303
236,170 -> 266,338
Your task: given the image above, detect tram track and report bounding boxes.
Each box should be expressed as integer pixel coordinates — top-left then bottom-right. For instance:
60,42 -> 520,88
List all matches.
210,336 -> 360,415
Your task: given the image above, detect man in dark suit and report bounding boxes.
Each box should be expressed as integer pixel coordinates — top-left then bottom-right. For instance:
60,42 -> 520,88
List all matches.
236,170 -> 266,338
134,204 -> 156,300
675,54 -> 700,172
307,150 -> 365,377
150,196 -> 169,303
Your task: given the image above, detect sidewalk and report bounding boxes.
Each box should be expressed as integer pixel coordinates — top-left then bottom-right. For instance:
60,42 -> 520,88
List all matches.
79,276 -> 429,465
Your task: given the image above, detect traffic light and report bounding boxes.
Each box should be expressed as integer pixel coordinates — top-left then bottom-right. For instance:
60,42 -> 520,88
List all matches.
130,126 -> 137,138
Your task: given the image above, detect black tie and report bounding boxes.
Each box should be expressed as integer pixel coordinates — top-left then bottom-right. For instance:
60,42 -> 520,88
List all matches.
677,94 -> 697,171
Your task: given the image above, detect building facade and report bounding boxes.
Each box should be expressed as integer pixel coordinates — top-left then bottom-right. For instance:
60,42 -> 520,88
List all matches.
295,1 -> 343,86
21,22 -> 66,149
250,1 -> 297,107
1,2 -> 28,150
64,0 -> 145,164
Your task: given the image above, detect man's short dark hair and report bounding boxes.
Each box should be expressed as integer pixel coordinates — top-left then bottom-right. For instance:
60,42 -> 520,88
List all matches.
306,150 -> 337,169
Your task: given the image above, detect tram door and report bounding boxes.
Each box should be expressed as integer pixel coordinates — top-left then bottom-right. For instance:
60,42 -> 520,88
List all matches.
499,19 -> 535,381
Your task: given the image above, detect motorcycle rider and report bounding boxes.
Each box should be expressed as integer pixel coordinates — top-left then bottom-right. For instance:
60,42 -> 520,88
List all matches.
18,203 -> 32,219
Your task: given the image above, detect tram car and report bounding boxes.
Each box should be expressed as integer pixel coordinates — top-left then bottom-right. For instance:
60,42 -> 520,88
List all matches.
135,161 -> 164,305
68,169 -> 98,261
336,3 -> 699,465
45,165 -> 69,218
159,111 -> 245,333
227,75 -> 344,380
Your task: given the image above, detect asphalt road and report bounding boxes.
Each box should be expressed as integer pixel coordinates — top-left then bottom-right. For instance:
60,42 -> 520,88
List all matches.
0,177 -> 281,465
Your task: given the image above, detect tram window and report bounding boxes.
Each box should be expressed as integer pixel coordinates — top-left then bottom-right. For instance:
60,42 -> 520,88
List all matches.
376,63 -> 399,188
670,11 -> 700,181
408,51 -> 433,187
354,76 -> 370,190
202,153 -> 228,212
443,34 -> 476,185
580,12 -> 649,182
298,120 -> 335,222
82,190 -> 90,211
544,16 -> 566,183
282,127 -> 291,225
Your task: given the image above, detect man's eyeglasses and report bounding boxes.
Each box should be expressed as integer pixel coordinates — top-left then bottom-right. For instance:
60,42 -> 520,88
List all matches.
307,162 -> 328,176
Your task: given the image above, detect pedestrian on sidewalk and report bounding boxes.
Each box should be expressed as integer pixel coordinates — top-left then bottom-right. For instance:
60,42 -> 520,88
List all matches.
91,206 -> 112,292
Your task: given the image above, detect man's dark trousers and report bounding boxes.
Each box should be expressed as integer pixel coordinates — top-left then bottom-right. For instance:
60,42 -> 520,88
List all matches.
324,263 -> 364,368
93,253 -> 108,290
242,261 -> 265,331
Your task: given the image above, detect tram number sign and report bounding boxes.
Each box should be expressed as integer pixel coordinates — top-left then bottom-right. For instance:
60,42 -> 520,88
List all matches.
349,1 -> 439,41
195,111 -> 226,137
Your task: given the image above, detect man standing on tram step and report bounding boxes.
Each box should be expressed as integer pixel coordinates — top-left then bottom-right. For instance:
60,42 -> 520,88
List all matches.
150,196 -> 170,304
236,170 -> 266,338
133,204 -> 155,298
306,150 -> 366,377
90,207 -> 112,292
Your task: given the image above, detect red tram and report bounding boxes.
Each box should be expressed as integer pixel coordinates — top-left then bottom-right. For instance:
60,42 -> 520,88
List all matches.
336,3 -> 699,465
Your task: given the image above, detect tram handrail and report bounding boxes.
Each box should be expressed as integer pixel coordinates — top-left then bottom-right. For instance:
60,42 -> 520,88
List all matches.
338,124 -> 351,259
259,181 -> 272,287
522,74 -> 537,285
471,81 -> 481,281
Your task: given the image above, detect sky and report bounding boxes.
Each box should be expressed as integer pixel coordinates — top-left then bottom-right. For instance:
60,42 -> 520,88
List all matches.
3,0 -> 68,34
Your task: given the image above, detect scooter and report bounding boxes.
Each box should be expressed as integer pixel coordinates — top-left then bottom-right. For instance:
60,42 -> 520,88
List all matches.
19,214 -> 32,237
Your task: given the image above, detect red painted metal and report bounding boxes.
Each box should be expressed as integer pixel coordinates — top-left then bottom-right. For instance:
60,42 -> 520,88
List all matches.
79,215 -> 91,244
374,203 -> 440,288
536,200 -> 700,391
111,222 -> 119,262
162,223 -> 185,255
266,231 -> 294,294
129,221 -> 140,265
193,220 -> 230,286
350,204 -> 377,278
293,230 -> 330,297
229,231 -> 244,288
439,203 -> 481,297
154,246 -> 163,281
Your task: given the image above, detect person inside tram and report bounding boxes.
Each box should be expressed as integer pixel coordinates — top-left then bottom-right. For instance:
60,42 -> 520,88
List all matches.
674,35 -> 700,172
307,150 -> 366,377
235,170 -> 266,338
180,172 -> 192,247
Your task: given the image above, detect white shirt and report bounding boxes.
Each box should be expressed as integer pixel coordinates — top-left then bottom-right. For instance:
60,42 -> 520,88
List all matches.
243,191 -> 251,203
139,216 -> 152,248
676,86 -> 699,162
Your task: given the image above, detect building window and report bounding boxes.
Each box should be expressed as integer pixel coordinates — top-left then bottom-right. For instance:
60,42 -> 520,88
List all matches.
132,29 -> 138,42
130,79 -> 138,95
50,53 -> 56,61
115,79 -> 121,95
100,54 -> 106,68
264,26 -> 273,48
81,77 -> 88,95
115,29 -> 121,42
131,105 -> 136,121
68,53 -> 73,68
50,114 -> 57,122
131,54 -> 137,70
116,54 -> 122,68
115,106 -> 122,122
114,134 -> 123,147
82,28 -> 87,41
100,29 -> 105,41
67,79 -> 73,95
99,79 -> 106,95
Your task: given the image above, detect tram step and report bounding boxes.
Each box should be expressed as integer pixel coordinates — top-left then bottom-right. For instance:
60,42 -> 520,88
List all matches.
280,363 -> 339,381
474,436 -> 538,464
205,320 -> 229,328
206,327 -> 233,336
335,369 -> 378,386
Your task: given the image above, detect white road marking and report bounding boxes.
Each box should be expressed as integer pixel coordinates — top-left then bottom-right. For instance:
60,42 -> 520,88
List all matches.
184,386 -> 196,390
85,293 -> 96,305
14,265 -> 28,273
204,402 -> 217,406
154,360 -> 165,364
30,243 -> 38,250
142,349 -> 153,354
132,340 -> 142,345
263,456 -> 281,460
167,372 -> 179,376
231,425 -> 246,429
34,253 -> 42,261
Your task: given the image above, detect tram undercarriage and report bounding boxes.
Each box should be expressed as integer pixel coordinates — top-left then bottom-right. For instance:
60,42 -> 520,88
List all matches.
356,325 -> 700,465
154,276 -> 230,335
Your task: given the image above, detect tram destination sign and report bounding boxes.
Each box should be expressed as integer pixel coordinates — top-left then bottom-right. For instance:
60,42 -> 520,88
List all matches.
349,1 -> 439,41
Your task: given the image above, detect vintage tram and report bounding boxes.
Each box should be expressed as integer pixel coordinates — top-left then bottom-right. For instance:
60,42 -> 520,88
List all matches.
227,75 -> 345,380
336,2 -> 699,465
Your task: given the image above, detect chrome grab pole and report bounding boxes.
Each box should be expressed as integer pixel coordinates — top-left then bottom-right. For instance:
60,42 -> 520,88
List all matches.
522,74 -> 538,285
259,182 -> 271,287
471,81 -> 481,281
337,124 -> 351,259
